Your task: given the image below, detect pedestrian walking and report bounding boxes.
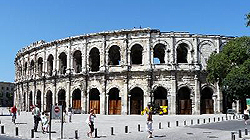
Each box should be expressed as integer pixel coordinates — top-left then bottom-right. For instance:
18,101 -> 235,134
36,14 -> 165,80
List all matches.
10,105 -> 17,123
86,109 -> 96,138
145,103 -> 153,138
244,108 -> 249,125
41,112 -> 49,134
68,107 -> 73,123
32,104 -> 41,132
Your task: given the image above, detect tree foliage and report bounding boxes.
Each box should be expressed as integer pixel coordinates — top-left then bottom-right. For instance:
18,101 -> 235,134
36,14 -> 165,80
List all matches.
246,13 -> 250,27
207,37 -> 250,99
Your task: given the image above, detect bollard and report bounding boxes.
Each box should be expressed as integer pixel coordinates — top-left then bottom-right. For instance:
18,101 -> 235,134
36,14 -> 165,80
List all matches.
168,122 -> 170,128
0,120 -> 1,124
125,126 -> 128,133
16,127 -> 18,136
222,117 -> 223,121
75,130 -> 78,139
184,120 -> 186,126
1,125 -> 4,134
231,132 -> 235,140
197,119 -> 199,124
209,118 -> 210,123
95,128 -> 97,138
214,117 -> 216,122
245,128 -> 248,135
111,127 -> 114,135
239,130 -> 242,138
31,129 -> 34,138
203,119 -> 205,124
233,116 -> 235,119
191,120 -> 193,125
159,122 -> 162,129
138,124 -> 140,132
176,121 -> 178,127
218,117 -> 220,122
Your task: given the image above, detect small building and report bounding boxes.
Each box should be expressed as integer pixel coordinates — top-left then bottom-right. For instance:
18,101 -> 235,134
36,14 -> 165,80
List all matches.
0,82 -> 14,107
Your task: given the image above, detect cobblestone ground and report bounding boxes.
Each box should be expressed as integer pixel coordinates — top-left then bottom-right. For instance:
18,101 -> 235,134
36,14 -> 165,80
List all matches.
0,108 -> 238,140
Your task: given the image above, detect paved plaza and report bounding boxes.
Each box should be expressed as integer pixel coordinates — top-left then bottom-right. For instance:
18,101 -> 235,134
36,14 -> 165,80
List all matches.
0,108 -> 244,140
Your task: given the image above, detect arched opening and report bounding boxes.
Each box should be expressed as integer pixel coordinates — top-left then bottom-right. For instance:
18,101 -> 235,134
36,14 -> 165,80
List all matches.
36,90 -> 41,110
72,88 -> 81,113
73,50 -> 82,73
108,45 -> 121,65
131,44 -> 143,64
58,89 -> 66,111
177,43 -> 188,63
30,60 -> 35,76
200,87 -> 214,114
177,87 -> 191,114
59,52 -> 67,74
153,87 -> 168,114
29,91 -> 33,111
89,88 -> 100,114
24,62 -> 27,76
89,48 -> 100,72
47,54 -> 54,76
108,88 -> 121,115
38,57 -> 43,77
46,90 -> 53,112
153,43 -> 165,64
23,93 -> 26,111
130,87 -> 144,114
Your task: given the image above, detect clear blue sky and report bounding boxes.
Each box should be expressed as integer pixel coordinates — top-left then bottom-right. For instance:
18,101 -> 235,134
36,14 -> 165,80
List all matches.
0,0 -> 249,82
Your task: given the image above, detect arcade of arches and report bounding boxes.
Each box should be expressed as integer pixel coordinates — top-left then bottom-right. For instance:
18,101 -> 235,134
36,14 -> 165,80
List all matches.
24,85 -> 217,115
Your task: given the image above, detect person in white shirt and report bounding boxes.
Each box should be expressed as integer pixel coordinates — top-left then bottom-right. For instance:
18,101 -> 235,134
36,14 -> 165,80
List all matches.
32,104 -> 41,132
86,109 -> 96,138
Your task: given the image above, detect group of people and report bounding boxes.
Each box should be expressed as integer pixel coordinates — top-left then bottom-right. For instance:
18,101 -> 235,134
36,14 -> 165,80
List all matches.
9,104 -> 153,138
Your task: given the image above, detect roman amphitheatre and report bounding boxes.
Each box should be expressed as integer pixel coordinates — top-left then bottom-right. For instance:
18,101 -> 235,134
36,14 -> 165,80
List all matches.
14,28 -> 233,115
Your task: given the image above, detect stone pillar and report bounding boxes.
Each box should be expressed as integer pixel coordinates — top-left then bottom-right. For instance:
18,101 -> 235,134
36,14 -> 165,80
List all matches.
53,82 -> 57,105
82,43 -> 86,73
66,81 -> 70,111
217,85 -> 223,113
128,95 -> 131,115
193,75 -> 200,115
100,93 -> 105,115
169,75 -> 176,114
66,45 -> 71,74
232,102 -> 236,111
122,82 -> 128,115
213,96 -> 217,114
41,84 -> 45,112
236,100 -> 240,114
106,95 -> 109,115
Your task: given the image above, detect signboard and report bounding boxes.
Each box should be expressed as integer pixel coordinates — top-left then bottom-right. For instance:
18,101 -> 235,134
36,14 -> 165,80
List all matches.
51,105 -> 62,120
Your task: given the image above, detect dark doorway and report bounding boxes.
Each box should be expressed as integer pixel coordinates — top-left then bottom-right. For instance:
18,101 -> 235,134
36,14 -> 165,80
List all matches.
153,43 -> 166,64
73,50 -> 82,73
36,90 -> 41,110
177,87 -> 192,114
46,90 -> 53,112
89,88 -> 100,114
153,86 -> 168,107
130,87 -> 144,114
131,44 -> 143,64
58,89 -> 66,111
108,88 -> 121,115
72,88 -> 81,113
200,87 -> 214,114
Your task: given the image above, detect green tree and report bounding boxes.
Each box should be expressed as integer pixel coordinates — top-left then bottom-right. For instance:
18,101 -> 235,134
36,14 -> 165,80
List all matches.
246,13 -> 250,27
207,37 -> 250,99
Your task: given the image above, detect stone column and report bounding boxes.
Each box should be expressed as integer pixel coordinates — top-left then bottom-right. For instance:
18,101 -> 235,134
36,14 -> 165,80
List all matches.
106,95 -> 109,115
169,75 -> 176,114
193,75 -> 200,115
66,81 -> 70,111
122,82 -> 128,115
100,94 -> 105,115
66,44 -> 71,74
217,84 -> 223,113
128,95 -> 131,115
212,96 -> 217,114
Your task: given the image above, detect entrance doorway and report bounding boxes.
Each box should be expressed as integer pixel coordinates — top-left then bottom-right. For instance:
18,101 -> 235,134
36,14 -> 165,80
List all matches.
177,87 -> 192,114
72,89 -> 81,113
58,89 -> 66,111
89,88 -> 100,114
130,87 -> 144,114
200,87 -> 214,114
46,90 -> 53,112
108,88 -> 121,115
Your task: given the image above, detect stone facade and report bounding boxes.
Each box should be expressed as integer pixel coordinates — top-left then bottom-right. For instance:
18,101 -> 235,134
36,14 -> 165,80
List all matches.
0,82 -> 14,107
14,28 -> 233,115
